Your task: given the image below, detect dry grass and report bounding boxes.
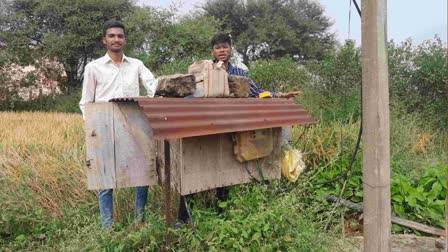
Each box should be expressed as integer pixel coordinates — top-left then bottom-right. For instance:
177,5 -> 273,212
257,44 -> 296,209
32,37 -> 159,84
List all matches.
0,112 -> 94,218
291,112 -> 445,179
291,119 -> 360,169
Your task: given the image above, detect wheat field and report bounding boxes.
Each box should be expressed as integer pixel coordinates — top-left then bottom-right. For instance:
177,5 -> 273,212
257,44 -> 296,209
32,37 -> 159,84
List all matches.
0,112 -> 94,219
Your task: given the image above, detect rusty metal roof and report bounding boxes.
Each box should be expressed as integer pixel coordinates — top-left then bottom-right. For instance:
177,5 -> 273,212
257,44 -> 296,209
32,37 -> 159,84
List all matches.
110,97 -> 316,139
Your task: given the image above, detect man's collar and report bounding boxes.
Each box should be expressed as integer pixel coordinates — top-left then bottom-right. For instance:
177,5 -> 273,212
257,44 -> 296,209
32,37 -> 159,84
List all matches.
102,53 -> 128,64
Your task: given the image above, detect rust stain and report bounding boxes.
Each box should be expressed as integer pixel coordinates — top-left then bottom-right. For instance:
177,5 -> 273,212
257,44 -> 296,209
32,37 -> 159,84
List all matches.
110,97 -> 317,139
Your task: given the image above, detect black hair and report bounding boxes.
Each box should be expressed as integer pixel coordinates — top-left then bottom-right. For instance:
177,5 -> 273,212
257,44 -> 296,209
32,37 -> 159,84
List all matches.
210,33 -> 232,48
102,20 -> 126,36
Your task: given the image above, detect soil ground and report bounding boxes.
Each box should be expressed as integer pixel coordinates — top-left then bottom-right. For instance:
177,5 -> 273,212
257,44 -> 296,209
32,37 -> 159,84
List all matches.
343,234 -> 442,252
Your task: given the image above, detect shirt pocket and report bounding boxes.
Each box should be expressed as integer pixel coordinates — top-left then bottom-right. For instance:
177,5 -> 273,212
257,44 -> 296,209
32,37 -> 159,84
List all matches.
122,84 -> 138,97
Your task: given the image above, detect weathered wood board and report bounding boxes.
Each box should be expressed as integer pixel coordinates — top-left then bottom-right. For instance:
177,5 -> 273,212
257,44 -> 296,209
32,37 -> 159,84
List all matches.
114,103 -> 157,188
85,103 -> 116,189
85,102 -> 285,193
85,102 -> 157,190
180,128 -> 282,195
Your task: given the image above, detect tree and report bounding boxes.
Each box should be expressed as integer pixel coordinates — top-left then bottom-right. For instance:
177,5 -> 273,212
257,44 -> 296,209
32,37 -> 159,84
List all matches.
0,0 -> 164,90
143,14 -> 221,74
388,37 -> 446,127
202,0 -> 336,65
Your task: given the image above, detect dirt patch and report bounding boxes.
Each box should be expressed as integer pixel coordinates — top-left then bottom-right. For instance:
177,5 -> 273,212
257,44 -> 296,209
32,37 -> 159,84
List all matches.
346,234 -> 441,252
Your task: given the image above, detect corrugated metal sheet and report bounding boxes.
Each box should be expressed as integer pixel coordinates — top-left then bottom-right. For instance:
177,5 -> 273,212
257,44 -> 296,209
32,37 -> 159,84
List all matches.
110,97 -> 316,139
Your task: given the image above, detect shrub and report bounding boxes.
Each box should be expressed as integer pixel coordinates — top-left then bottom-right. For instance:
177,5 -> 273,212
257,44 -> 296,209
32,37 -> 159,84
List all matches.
249,57 -> 309,92
300,40 -> 361,122
0,89 -> 82,113
388,37 -> 446,128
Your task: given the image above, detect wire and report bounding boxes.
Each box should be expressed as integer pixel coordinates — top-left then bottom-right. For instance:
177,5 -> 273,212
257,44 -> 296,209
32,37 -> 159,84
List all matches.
348,0 -> 352,40
184,197 -> 196,233
352,0 -> 361,17
312,0 -> 362,186
313,123 -> 362,186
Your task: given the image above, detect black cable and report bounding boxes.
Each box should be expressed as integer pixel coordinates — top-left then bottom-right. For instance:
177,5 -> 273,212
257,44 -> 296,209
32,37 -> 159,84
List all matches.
184,197 -> 196,234
312,1 -> 362,186
183,197 -> 210,250
244,162 -> 262,183
313,123 -> 362,186
352,0 -> 361,17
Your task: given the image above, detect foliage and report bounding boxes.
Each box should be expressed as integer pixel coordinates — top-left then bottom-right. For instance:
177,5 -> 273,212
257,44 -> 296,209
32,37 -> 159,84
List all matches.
300,40 -> 361,122
389,109 -> 446,178
245,41 -> 362,123
144,14 -> 221,75
0,88 -> 81,112
298,115 -> 446,230
312,161 -> 446,230
391,164 -> 446,230
249,57 -> 309,92
0,112 -> 89,238
0,0 -> 164,88
202,0 -> 336,65
388,37 -> 447,128
0,111 -> 351,251
170,184 -> 338,251
310,155 -> 446,230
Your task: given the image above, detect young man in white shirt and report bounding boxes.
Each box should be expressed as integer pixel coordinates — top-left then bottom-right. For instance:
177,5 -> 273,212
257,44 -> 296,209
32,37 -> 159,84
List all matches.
79,20 -> 158,230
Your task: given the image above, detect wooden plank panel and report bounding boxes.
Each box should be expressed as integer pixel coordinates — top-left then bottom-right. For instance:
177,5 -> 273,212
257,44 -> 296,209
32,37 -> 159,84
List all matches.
85,103 -> 115,190
180,128 -> 282,195
156,139 -> 182,192
169,139 -> 182,193
114,102 -> 157,188
156,139 -> 182,227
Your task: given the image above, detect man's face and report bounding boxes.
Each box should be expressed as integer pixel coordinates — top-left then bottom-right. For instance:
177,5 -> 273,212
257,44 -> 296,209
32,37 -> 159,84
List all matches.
211,42 -> 232,62
102,27 -> 126,53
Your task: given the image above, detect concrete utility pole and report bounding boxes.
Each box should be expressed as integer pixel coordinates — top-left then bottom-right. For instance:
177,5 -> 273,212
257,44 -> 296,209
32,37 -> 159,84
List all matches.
361,0 -> 391,251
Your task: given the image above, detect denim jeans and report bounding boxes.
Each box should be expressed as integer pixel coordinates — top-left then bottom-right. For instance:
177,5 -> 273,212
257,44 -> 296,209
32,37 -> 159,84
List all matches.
98,186 -> 149,229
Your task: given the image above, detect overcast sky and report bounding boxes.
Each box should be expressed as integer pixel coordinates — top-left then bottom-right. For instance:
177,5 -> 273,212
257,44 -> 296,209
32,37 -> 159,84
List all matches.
140,0 -> 447,45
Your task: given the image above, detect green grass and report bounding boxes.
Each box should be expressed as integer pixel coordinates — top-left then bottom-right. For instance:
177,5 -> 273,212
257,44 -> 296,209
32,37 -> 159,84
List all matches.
0,106 -> 445,251
0,112 -> 354,251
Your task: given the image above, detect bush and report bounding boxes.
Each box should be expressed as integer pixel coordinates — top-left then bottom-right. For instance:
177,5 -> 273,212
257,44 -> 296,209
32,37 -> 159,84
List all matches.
301,40 -> 361,122
0,89 -> 82,113
249,57 -> 309,92
388,37 -> 446,128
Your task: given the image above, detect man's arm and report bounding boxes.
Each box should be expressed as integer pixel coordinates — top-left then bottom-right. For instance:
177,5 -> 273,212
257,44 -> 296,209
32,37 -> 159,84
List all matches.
138,62 -> 158,97
231,66 -> 301,98
79,65 -> 96,119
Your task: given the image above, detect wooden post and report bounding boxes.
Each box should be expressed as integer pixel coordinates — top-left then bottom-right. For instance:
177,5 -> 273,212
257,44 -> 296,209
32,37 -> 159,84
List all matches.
164,140 -> 171,249
361,0 -> 391,251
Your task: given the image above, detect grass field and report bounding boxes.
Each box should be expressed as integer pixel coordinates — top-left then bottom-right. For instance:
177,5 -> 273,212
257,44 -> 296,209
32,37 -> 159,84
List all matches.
0,111 -> 444,251
0,112 -> 351,251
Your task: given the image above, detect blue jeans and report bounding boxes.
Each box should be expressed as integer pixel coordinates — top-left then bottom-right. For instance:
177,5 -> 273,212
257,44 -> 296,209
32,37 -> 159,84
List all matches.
98,186 -> 149,229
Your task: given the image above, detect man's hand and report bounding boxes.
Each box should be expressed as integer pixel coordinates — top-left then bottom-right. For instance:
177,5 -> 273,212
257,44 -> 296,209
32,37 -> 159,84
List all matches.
278,91 -> 302,98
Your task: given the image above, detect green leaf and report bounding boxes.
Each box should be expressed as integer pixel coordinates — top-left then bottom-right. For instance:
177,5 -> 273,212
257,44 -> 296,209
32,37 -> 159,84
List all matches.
391,195 -> 404,203
392,224 -> 403,233
252,232 -> 261,241
432,182 -> 442,193
15,234 -> 26,241
263,223 -> 270,232
405,195 -> 417,207
218,201 -> 228,208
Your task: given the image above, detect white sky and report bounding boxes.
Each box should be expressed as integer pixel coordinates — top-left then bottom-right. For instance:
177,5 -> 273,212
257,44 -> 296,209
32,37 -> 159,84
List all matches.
139,0 -> 447,45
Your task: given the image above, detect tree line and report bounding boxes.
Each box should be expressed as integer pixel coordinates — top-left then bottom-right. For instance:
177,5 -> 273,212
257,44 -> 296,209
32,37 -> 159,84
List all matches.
0,0 -> 335,90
